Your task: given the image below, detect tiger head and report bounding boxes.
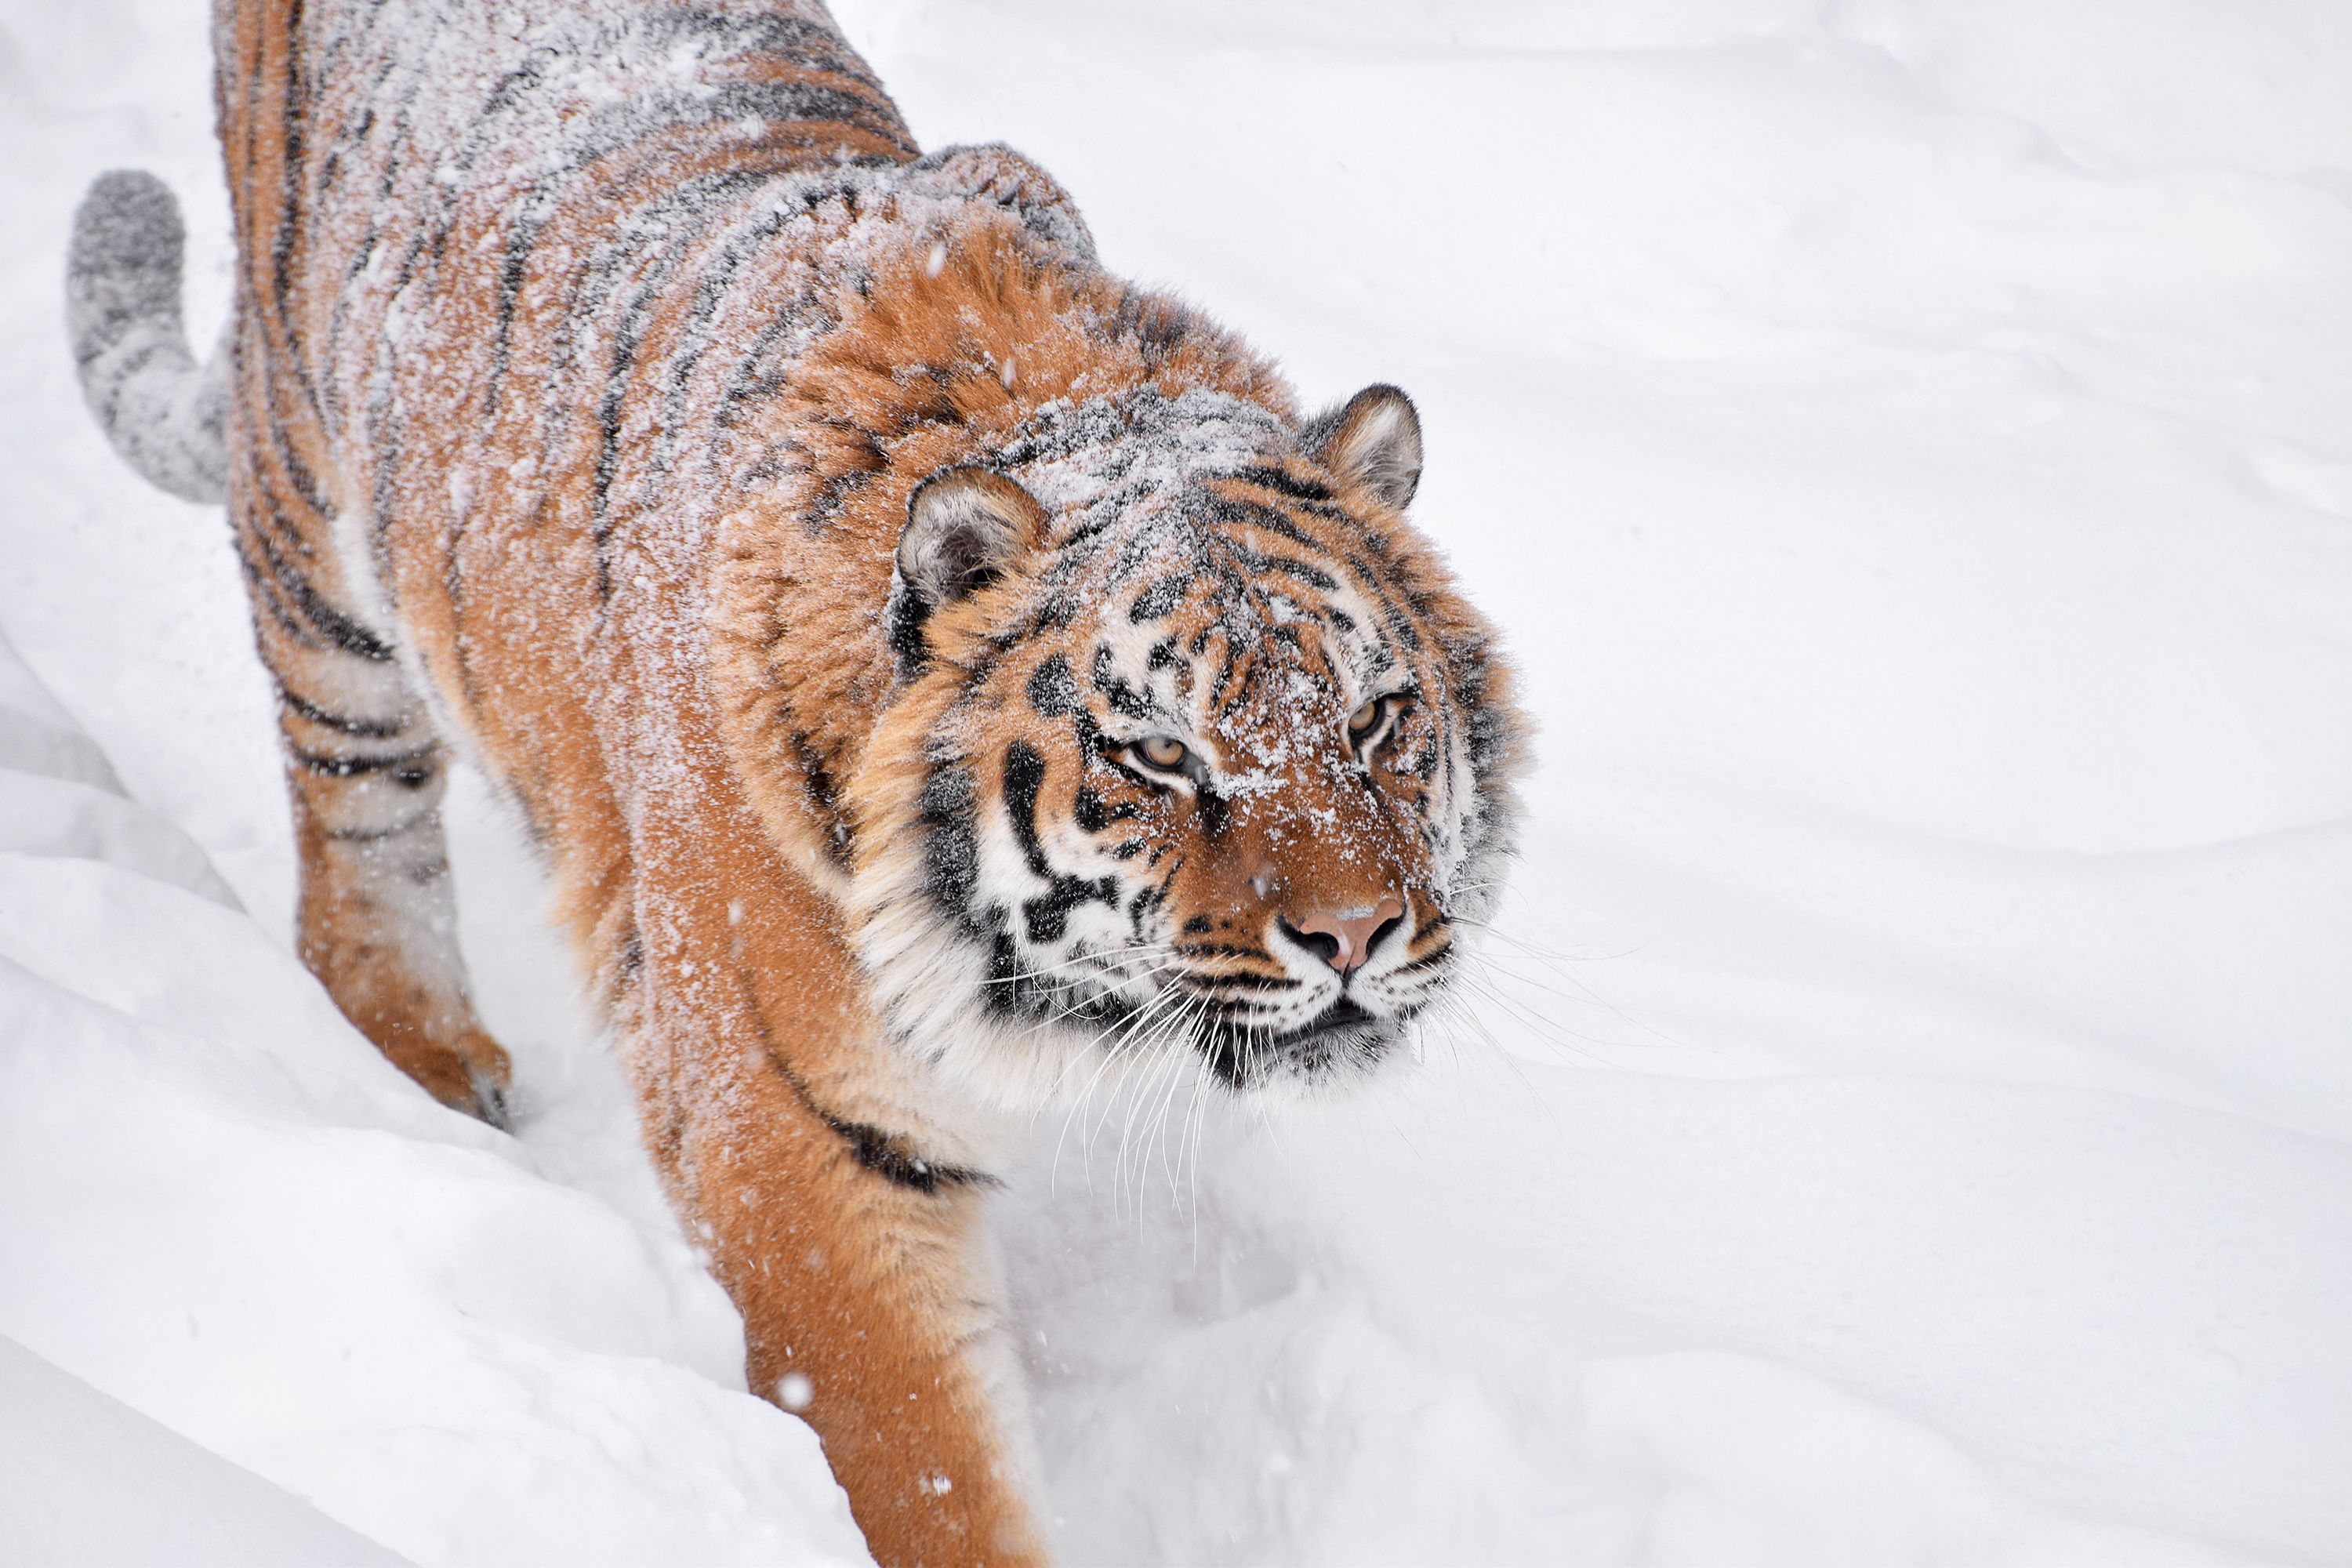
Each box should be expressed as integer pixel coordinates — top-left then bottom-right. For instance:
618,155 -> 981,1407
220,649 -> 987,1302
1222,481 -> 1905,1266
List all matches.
847,382 -> 1526,1108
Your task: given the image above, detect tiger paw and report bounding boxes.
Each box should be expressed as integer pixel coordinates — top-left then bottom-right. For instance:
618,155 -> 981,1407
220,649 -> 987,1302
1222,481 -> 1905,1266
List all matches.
382,1022 -> 514,1129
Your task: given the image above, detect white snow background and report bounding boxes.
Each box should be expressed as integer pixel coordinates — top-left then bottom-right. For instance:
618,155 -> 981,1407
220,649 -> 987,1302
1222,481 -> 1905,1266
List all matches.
3,1 -> 2350,1563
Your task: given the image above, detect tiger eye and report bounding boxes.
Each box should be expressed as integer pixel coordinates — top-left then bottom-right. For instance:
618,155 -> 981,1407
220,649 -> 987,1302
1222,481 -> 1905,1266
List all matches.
1347,698 -> 1383,739
1136,735 -> 1190,771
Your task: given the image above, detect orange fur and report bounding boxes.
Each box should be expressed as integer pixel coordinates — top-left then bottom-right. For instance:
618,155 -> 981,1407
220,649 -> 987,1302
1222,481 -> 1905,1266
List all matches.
151,2 -> 1531,1562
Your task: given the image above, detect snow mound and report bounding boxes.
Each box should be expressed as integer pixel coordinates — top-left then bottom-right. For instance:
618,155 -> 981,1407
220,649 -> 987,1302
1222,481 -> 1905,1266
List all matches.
0,625 -> 868,1565
0,1333 -> 408,1567
3,0 -> 2349,1564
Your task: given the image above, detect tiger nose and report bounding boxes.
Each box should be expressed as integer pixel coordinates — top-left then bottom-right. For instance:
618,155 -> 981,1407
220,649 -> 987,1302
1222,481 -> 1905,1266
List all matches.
1288,898 -> 1405,975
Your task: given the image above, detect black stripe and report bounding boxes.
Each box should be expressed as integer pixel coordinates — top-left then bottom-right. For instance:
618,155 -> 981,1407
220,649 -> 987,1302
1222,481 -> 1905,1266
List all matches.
1004,742 -> 1120,944
1127,572 -> 1192,622
1173,942 -> 1276,961
234,547 -> 314,651
1090,644 -> 1159,722
262,530 -> 395,660
322,814 -> 434,843
826,1116 -> 990,1194
286,742 -> 437,782
1388,943 -> 1454,978
1027,654 -> 1079,717
277,681 -> 408,739
651,198 -> 795,467
1229,463 -> 1333,503
1233,548 -> 1341,591
1178,971 -> 1299,994
743,999 -> 988,1196
918,762 -> 981,920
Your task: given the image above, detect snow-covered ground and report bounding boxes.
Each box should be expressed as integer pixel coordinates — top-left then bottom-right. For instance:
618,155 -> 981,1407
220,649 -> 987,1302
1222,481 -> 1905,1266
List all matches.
4,1 -> 2349,1563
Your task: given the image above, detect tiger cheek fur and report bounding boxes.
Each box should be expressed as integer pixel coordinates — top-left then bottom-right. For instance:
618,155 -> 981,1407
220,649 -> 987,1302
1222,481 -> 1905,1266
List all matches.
72,2 -> 1527,1563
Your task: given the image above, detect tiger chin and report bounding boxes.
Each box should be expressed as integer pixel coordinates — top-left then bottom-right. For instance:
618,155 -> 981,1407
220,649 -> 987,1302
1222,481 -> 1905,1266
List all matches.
67,2 -> 1525,1563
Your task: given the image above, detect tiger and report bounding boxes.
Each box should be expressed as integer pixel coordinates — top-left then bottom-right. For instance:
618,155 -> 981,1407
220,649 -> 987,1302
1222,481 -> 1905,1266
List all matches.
65,2 -> 1527,1562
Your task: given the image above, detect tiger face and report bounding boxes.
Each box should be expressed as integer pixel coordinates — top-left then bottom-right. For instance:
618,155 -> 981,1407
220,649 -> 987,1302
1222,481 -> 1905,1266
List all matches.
850,383 -> 1523,1109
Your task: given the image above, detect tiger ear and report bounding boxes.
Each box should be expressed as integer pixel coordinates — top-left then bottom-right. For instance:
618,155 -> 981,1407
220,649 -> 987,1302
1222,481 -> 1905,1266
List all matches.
898,466 -> 1047,605
1303,383 -> 1422,510
889,466 -> 1047,673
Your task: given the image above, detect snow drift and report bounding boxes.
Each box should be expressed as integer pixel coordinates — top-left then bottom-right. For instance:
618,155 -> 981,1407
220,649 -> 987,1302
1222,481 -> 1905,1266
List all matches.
2,0 -> 2347,1563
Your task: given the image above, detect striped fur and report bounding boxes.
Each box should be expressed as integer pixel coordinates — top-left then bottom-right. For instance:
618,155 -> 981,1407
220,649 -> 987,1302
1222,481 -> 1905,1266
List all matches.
67,2 -> 1526,1563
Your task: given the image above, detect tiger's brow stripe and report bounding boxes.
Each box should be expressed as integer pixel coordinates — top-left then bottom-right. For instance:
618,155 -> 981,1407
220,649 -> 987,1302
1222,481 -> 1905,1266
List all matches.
1090,644 -> 1161,722
1224,463 -> 1334,503
1027,654 -> 1080,717
1127,572 -> 1192,621
1250,517 -> 1395,607
1228,546 -> 1341,592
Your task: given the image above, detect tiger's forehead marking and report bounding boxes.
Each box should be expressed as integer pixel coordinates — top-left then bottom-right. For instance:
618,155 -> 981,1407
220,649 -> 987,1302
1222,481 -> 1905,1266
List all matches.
1082,541 -> 1382,718
960,384 -> 1454,860
993,391 -> 1407,670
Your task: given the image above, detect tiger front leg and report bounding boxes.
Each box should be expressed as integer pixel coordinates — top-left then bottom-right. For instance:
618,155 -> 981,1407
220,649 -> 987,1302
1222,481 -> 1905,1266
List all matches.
615,825 -> 1049,1566
693,1110 -> 1049,1568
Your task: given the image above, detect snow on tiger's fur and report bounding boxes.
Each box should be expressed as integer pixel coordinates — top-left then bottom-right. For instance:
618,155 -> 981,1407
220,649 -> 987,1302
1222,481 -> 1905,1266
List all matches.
67,1 -> 1526,1563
